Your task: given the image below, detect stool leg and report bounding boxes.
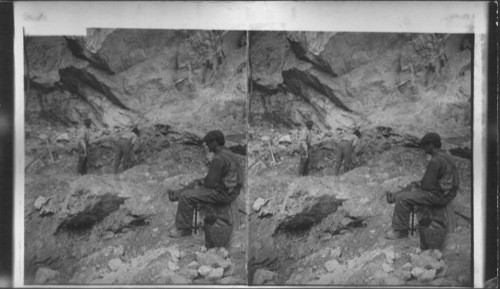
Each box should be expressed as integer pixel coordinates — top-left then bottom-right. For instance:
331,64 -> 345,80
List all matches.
411,207 -> 415,236
194,203 -> 198,234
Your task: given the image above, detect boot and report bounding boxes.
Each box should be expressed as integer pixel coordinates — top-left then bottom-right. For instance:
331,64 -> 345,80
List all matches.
168,227 -> 192,238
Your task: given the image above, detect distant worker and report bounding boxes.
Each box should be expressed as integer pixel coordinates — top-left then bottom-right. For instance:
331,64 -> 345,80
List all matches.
334,129 -> 361,175
298,120 -> 314,176
168,130 -> 243,238
76,118 -> 91,175
113,126 -> 140,174
385,132 -> 459,239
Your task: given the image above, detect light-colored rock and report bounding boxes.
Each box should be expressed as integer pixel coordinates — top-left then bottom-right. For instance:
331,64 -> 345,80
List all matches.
253,198 -> 268,212
430,249 -> 443,260
261,135 -> 271,142
278,135 -> 292,144
382,262 -> 393,272
195,250 -> 226,268
410,253 -> 443,271
217,247 -> 229,259
108,258 -> 123,271
179,268 -> 199,280
411,267 -> 425,279
207,267 -> 224,281
167,246 -> 180,262
56,133 -> 70,143
383,275 -> 405,286
169,274 -> 190,284
34,196 -> 47,210
330,247 -> 342,259
187,261 -> 199,269
34,268 -> 58,284
418,269 -> 436,282
402,262 -> 413,271
325,259 -> 341,272
253,268 -> 275,285
198,265 -> 212,277
393,269 -> 412,281
168,261 -> 180,271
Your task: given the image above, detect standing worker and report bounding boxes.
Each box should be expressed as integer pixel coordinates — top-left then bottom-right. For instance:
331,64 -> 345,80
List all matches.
113,126 -> 140,174
298,120 -> 314,176
76,118 -> 91,175
334,129 -> 361,176
385,132 -> 459,239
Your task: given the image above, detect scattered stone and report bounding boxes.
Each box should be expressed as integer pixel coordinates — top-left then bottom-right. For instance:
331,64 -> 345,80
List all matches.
167,261 -> 179,271
56,133 -> 70,143
195,250 -> 226,268
383,275 -> 405,286
207,267 -> 224,281
167,246 -> 180,262
382,262 -> 393,272
330,247 -> 342,259
393,269 -> 412,281
200,246 -> 207,253
179,268 -> 199,280
187,261 -> 199,269
253,198 -> 268,212
34,268 -> 59,284
34,196 -> 47,210
385,251 -> 395,264
152,228 -> 159,232
320,233 -> 333,241
278,135 -> 292,144
369,229 -> 376,234
410,253 -> 443,271
418,269 -> 436,282
402,262 -> 413,271
430,249 -> 443,260
261,135 -> 271,142
325,259 -> 341,272
253,269 -> 275,285
169,275 -> 190,284
198,265 -> 212,277
411,267 -> 425,279
217,247 -> 229,259
108,258 -> 123,271
223,261 -> 235,277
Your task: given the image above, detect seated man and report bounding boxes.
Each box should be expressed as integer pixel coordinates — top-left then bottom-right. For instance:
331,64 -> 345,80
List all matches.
169,130 -> 243,238
385,132 -> 460,239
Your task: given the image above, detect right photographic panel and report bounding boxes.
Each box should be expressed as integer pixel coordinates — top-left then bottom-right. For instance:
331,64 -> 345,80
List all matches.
247,31 -> 473,286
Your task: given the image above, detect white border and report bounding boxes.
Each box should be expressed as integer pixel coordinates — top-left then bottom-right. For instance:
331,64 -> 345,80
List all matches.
13,1 -> 489,288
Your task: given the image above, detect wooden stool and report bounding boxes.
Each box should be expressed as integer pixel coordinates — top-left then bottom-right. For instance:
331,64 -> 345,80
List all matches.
413,199 -> 457,233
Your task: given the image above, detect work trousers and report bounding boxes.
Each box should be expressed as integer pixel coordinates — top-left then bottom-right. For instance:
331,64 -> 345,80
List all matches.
114,138 -> 134,174
298,156 -> 310,176
175,187 -> 237,229
76,143 -> 89,175
392,189 -> 456,231
334,140 -> 353,175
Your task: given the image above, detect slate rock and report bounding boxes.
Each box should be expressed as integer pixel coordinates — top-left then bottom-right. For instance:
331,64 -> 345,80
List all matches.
253,268 -> 275,285
108,258 -> 123,271
187,261 -> 199,269
198,265 -> 212,277
325,259 -> 341,272
34,268 -> 59,284
168,261 -> 180,271
411,267 -> 425,279
179,268 -> 199,280
207,267 -> 224,281
253,198 -> 268,212
418,269 -> 436,282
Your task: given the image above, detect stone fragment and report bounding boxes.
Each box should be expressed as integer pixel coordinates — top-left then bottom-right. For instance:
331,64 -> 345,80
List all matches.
56,133 -> 70,143
253,268 -> 275,285
382,262 -> 393,272
167,246 -> 180,262
393,269 -> 412,281
223,261 -> 235,277
278,135 -> 292,144
383,275 -> 405,285
402,262 -> 413,271
418,269 -> 436,282
253,198 -> 268,212
330,247 -> 342,259
108,258 -> 123,271
169,275 -> 190,284
320,233 -> 332,241
325,259 -> 342,273
187,261 -> 200,269
168,261 -> 180,271
430,249 -> 443,260
34,268 -> 59,284
385,251 -> 395,263
410,253 -> 443,271
207,267 -> 224,281
217,247 -> 229,259
179,268 -> 199,280
195,250 -> 226,268
34,196 -> 47,210
411,267 -> 425,279
198,265 -> 212,277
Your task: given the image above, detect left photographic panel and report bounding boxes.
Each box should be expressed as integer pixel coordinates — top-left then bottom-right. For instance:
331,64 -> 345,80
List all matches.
23,29 -> 248,285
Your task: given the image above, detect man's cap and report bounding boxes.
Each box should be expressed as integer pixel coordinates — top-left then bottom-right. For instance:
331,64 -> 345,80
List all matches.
420,132 -> 441,148
202,130 -> 225,146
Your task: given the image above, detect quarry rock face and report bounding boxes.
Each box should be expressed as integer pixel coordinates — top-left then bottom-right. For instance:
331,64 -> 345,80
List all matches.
250,32 -> 472,139
26,30 -> 247,132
